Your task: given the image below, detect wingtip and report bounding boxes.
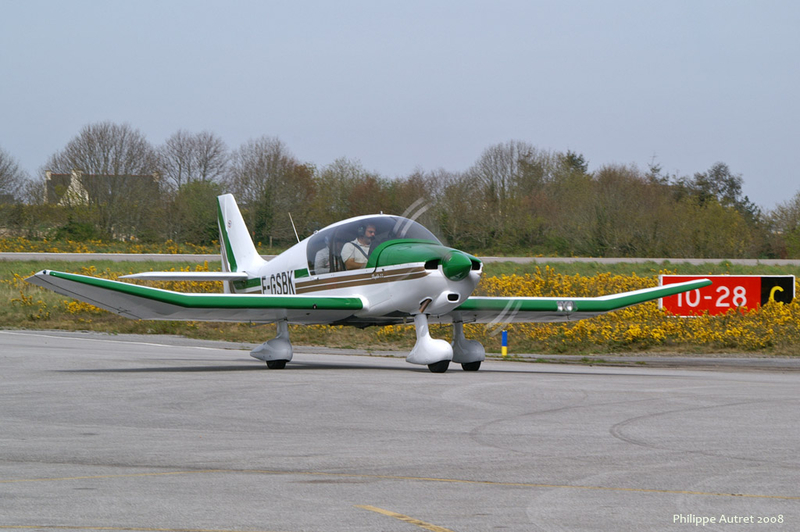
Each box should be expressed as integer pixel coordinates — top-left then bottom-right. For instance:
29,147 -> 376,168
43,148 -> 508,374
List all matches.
24,270 -> 50,287
26,269 -> 48,279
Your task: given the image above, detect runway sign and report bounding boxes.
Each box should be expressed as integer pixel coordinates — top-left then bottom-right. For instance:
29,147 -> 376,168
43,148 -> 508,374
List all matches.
659,275 -> 795,316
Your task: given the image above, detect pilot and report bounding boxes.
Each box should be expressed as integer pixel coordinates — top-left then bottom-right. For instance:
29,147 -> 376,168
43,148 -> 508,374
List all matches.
341,223 -> 376,269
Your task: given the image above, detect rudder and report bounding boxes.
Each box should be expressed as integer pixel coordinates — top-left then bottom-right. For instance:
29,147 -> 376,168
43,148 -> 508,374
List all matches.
217,194 -> 267,275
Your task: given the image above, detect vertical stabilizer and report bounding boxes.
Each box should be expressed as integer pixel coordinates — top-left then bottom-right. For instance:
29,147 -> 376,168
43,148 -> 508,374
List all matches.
217,194 -> 267,275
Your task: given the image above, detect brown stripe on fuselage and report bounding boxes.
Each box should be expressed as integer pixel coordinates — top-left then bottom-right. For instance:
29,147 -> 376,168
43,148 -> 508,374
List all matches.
297,266 -> 424,289
295,267 -> 428,294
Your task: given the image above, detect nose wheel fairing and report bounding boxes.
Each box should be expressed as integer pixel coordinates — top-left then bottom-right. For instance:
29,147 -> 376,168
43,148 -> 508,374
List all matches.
406,314 -> 453,366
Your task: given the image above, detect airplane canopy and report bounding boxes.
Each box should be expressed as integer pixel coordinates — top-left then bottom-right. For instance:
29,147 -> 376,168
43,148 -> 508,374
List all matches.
307,216 -> 440,275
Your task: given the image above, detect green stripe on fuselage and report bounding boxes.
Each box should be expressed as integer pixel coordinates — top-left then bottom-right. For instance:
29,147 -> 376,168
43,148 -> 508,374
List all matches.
233,277 -> 261,291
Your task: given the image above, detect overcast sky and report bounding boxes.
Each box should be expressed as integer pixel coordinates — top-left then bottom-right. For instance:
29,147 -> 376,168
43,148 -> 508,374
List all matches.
2,0 -> 798,210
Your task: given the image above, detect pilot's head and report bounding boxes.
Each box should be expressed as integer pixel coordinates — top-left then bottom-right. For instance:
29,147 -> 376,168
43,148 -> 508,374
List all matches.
359,224 -> 376,244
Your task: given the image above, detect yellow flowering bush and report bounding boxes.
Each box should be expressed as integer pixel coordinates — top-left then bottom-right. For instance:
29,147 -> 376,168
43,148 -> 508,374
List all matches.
10,290 -> 50,320
67,262 -> 221,293
0,237 -> 220,254
62,300 -> 105,315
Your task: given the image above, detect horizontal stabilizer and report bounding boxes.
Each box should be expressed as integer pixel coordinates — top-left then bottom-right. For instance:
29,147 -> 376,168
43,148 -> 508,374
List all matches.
26,270 -> 364,324
120,271 -> 251,282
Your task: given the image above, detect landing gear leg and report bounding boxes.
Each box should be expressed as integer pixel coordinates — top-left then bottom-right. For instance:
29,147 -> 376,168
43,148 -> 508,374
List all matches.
406,313 -> 453,372
451,321 -> 485,371
250,320 -> 293,369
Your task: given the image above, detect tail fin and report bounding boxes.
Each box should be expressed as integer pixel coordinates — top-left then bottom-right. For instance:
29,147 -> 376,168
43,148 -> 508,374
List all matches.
217,194 -> 267,274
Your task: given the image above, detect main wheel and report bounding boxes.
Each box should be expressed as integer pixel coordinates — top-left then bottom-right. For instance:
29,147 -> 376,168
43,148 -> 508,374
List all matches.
427,360 -> 450,373
266,360 -> 287,369
461,361 -> 481,371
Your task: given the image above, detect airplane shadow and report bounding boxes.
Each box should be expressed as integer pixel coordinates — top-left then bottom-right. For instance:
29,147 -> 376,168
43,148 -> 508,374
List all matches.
59,360 -> 414,373
56,359 -> 681,377
60,364 -> 268,373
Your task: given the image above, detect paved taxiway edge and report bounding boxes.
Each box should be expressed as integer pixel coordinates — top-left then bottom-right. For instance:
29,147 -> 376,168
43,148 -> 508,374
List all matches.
3,329 -> 798,371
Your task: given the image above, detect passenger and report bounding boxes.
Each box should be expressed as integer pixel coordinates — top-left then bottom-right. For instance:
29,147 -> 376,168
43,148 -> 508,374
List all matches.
314,239 -> 330,274
341,224 -> 376,269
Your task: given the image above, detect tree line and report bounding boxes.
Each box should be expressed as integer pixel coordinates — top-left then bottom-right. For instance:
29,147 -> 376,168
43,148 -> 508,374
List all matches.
1,121 -> 799,258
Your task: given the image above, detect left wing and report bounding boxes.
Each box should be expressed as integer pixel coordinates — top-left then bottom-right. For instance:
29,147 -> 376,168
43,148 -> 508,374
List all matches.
119,271 -> 250,282
434,278 -> 712,324
26,270 -> 364,324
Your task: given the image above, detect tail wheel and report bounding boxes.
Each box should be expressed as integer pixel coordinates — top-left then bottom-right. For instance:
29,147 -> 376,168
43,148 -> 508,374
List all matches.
427,360 -> 450,373
266,360 -> 287,369
461,361 -> 481,371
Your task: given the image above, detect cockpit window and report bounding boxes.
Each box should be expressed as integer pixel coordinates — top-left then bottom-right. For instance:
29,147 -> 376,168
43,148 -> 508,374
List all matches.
306,216 -> 440,275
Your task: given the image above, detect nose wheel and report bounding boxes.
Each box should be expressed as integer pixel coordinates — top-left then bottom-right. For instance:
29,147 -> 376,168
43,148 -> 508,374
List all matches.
427,360 -> 450,373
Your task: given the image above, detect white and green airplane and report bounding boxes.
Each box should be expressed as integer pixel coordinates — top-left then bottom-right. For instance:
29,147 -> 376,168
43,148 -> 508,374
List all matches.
27,194 -> 710,372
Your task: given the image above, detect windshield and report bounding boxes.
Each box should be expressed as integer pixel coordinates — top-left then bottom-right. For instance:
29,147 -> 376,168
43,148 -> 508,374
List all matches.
307,216 -> 440,275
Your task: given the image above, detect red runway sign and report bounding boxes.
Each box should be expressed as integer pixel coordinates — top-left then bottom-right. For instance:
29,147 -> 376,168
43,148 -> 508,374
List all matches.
659,275 -> 795,316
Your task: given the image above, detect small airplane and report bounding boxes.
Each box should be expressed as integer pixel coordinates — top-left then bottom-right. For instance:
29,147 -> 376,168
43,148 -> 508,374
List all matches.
27,194 -> 711,372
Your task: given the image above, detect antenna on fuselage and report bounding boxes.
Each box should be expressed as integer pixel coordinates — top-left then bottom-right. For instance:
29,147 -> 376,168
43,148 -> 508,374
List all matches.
288,213 -> 300,243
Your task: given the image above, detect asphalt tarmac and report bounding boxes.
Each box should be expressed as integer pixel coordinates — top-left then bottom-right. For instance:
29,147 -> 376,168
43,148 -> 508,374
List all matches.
1,330 -> 798,531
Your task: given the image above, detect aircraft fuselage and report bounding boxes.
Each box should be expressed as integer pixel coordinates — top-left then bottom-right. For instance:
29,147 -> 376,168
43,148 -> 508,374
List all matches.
227,214 -> 482,324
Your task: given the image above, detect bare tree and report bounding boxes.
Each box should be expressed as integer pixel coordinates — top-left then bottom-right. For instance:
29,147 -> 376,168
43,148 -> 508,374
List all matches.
465,141 -> 560,250
427,169 -> 488,249
545,159 -> 596,255
310,158 -> 365,226
225,137 -> 314,244
44,122 -> 161,238
46,122 -> 159,175
589,164 -> 669,257
159,130 -> 228,190
386,168 -> 437,224
226,136 -> 295,208
193,131 -> 228,182
468,141 -> 556,202
0,146 -> 27,202
159,130 -> 194,190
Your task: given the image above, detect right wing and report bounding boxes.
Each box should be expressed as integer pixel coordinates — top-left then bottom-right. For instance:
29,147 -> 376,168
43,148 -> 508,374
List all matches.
26,270 -> 364,324
438,278 -> 713,324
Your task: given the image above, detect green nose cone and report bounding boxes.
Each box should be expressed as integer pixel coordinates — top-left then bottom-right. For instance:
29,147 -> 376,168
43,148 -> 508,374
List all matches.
442,251 -> 473,281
